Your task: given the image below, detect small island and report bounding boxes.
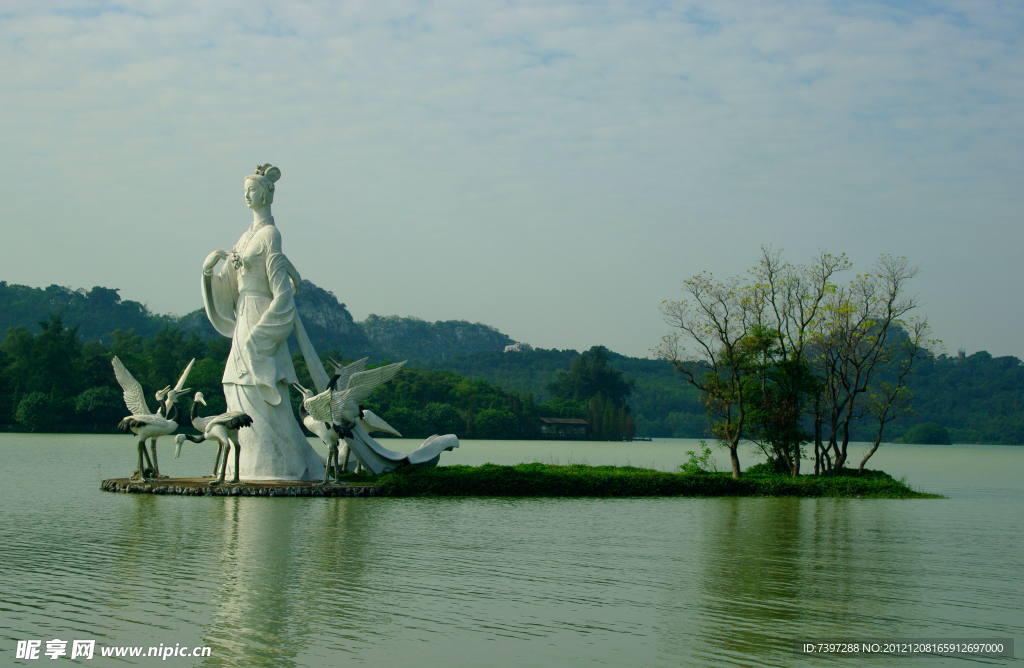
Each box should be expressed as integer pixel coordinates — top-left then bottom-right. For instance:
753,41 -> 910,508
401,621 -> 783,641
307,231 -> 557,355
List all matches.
102,463 -> 939,499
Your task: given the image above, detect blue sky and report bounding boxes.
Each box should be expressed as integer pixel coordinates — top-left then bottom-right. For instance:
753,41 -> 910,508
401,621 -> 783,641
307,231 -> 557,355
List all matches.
2,0 -> 1022,359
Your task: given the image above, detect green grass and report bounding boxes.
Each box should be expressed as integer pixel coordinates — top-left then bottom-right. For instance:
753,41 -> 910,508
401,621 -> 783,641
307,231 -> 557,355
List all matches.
335,463 -> 942,498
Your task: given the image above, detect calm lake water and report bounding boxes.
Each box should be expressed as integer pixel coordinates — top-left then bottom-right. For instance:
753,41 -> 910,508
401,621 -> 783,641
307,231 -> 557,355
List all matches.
1,434 -> 1021,667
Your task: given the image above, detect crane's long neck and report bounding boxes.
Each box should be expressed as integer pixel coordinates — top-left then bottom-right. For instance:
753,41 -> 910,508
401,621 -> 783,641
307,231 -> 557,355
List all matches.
167,403 -> 179,423
299,402 -> 308,418
191,401 -> 201,422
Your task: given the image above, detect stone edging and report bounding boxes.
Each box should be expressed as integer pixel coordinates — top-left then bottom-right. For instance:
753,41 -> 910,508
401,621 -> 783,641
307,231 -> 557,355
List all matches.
101,478 -> 381,497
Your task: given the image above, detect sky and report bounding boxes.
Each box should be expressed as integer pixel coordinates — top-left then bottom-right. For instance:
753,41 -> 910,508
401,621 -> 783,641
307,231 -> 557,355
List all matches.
2,0 -> 1022,360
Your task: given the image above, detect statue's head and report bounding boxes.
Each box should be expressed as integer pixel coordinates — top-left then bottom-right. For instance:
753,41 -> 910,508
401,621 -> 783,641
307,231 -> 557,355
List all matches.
245,163 -> 281,209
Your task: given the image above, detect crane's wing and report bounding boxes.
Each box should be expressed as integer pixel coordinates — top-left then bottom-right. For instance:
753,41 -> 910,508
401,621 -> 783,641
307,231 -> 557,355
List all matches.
359,410 -> 402,437
303,387 -> 337,423
207,412 -> 253,431
343,361 -> 407,404
326,386 -> 361,422
174,358 -> 195,392
112,356 -> 151,416
328,356 -> 369,388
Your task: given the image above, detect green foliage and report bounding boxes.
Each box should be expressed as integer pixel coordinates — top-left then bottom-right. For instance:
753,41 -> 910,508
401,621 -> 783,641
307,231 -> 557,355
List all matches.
363,367 -> 535,439
679,440 -> 719,475
362,314 -> 513,362
74,387 -> 125,430
887,352 -> 1024,444
473,408 -> 518,439
547,345 -> 633,407
0,311 -> 225,431
16,392 -> 53,431
901,422 -> 952,445
743,460 -> 791,477
371,463 -> 938,498
0,282 -> 178,343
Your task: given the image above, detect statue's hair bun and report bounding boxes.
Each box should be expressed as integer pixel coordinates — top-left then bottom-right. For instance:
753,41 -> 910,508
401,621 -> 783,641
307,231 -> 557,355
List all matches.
254,163 -> 281,183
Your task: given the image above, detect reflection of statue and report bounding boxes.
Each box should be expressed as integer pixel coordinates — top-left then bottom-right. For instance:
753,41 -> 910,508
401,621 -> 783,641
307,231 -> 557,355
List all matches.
201,164 -> 324,480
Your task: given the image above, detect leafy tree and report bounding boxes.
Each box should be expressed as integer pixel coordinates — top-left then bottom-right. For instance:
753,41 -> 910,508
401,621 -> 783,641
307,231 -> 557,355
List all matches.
16,392 -> 53,431
422,402 -> 465,437
901,422 -> 951,445
657,272 -> 760,478
473,408 -> 517,439
810,256 -> 925,472
547,345 -> 633,407
75,386 -> 125,431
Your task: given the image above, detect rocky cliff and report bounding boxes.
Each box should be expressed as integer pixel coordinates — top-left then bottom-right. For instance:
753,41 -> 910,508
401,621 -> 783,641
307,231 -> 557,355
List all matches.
360,314 -> 514,362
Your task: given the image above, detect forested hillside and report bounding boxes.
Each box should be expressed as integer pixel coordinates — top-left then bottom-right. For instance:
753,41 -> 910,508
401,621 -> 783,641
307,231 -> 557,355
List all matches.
0,282 -> 177,342
1,279 -> 514,363
2,279 -> 1022,443
421,348 -> 710,438
897,351 -> 1024,444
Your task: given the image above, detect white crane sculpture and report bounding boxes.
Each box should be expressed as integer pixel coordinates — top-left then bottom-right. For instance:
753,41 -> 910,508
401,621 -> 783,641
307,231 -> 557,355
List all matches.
174,392 -> 253,485
113,356 -> 194,481
294,355 -> 401,481
297,360 -> 407,481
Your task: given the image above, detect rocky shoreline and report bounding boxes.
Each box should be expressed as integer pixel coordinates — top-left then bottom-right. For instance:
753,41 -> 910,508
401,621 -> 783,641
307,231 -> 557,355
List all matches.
101,478 -> 382,497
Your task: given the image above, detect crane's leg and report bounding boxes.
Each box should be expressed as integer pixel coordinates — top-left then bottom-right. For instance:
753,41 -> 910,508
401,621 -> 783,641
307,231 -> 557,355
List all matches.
211,442 -> 228,485
231,438 -> 240,484
207,442 -> 222,478
149,438 -> 165,478
133,440 -> 145,480
338,441 -> 350,474
323,445 -> 334,483
135,439 -> 155,480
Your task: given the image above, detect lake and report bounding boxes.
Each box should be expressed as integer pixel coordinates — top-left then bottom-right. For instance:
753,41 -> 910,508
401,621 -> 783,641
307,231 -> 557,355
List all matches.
1,434 -> 1021,667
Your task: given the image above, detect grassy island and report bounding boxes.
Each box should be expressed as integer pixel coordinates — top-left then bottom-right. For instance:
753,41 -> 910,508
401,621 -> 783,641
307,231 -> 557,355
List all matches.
335,463 -> 940,499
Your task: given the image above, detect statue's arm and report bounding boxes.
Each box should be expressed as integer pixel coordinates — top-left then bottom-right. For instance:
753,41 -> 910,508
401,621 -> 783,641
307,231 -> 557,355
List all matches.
201,250 -> 237,338
247,228 -> 297,354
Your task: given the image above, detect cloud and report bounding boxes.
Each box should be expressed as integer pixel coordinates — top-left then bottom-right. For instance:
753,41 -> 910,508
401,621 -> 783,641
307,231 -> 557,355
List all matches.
2,0 -> 1022,358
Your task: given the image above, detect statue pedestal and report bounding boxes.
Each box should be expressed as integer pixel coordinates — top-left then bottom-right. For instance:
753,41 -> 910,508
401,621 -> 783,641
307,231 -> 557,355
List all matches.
101,478 -> 381,497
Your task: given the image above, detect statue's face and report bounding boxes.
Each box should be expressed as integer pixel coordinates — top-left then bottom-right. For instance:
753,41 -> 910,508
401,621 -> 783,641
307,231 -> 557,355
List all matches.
244,180 -> 264,209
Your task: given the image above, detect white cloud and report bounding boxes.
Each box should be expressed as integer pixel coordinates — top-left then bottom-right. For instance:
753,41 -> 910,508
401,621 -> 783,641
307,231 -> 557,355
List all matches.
2,0 -> 1022,358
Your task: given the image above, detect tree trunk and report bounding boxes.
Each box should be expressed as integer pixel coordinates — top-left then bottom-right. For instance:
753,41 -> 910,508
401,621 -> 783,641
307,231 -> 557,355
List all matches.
813,396 -> 822,476
858,422 -> 886,474
729,438 -> 741,479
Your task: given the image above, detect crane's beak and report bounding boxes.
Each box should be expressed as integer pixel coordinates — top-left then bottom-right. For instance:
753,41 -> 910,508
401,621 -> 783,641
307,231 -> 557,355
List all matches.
174,436 -> 183,459
196,395 -> 206,406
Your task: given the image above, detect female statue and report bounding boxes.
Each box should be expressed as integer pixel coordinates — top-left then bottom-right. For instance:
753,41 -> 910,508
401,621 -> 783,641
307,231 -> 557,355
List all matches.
201,164 -> 324,480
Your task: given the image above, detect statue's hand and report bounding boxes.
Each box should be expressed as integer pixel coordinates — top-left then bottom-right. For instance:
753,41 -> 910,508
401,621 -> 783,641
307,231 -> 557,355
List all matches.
203,250 -> 228,273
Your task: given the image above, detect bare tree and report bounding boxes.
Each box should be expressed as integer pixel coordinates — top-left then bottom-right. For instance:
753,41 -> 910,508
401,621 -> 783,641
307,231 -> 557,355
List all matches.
858,318 -> 932,473
747,248 -> 851,475
810,256 -> 922,472
657,273 -> 757,478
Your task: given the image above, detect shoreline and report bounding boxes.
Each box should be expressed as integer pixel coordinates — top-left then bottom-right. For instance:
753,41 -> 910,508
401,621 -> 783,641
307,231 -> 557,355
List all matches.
101,464 -> 941,499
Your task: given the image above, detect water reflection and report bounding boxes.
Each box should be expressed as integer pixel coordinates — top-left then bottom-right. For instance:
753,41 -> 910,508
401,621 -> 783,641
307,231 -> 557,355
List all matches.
2,436 -> 1022,668
196,498 -> 374,667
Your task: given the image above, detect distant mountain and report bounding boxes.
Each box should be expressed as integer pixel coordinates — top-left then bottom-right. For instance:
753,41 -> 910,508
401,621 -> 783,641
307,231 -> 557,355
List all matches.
9,278 -> 1018,443
0,279 -> 517,364
0,282 -> 177,343
361,314 -> 514,362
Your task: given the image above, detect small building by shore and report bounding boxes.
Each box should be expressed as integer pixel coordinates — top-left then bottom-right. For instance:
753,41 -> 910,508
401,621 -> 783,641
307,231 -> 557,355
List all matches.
539,417 -> 588,440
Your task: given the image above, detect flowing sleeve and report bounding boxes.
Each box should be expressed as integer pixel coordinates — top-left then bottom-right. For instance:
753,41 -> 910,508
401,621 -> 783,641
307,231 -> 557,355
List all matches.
248,227 -> 298,356
202,257 -> 238,338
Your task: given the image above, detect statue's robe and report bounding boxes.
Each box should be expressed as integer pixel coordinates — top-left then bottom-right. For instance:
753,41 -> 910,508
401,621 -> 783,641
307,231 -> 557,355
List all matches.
202,217 -> 324,480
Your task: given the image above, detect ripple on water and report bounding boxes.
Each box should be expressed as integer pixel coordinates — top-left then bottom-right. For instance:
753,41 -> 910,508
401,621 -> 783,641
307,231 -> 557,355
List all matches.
1,435 -> 1022,667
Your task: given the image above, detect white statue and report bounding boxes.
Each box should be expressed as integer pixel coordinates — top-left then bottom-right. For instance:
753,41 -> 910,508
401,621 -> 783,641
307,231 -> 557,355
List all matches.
201,164 -> 325,480
201,163 -> 459,481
